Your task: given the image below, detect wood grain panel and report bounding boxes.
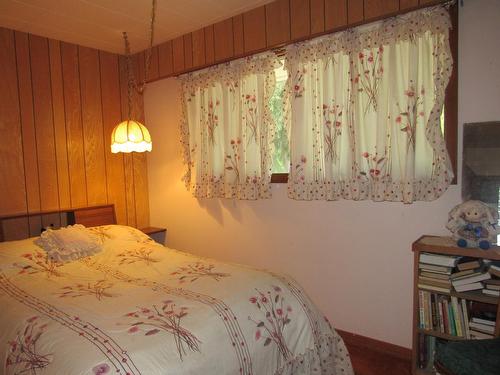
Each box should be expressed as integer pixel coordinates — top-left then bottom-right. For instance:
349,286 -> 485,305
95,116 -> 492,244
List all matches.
78,46 -> 107,206
48,39 -> 71,209
347,0 -> 364,24
400,0 -> 418,10
192,29 -> 206,68
325,0 -> 347,31
118,55 -> 137,227
15,32 -> 41,214
0,28 -> 26,215
364,0 -> 399,20
99,51 -> 127,225
183,34 -> 193,70
172,36 -> 185,74
310,0 -> 325,34
146,46 -> 159,81
243,6 -> 267,53
61,42 -> 87,207
29,35 -> 59,211
158,40 -> 173,77
214,18 -> 234,62
1,26 -> 149,230
204,26 -> 215,64
290,0 -> 311,40
233,15 -> 244,56
266,0 -> 291,47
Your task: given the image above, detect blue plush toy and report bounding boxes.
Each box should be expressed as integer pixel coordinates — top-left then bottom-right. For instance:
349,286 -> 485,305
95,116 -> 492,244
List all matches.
446,200 -> 499,250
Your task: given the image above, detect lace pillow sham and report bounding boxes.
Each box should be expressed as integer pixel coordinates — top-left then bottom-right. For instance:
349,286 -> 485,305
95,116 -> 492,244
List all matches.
35,224 -> 102,262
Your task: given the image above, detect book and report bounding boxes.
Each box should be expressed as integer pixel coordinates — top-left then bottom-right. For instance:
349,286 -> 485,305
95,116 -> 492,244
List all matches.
453,282 -> 484,292
418,283 -> 451,293
442,299 -> 450,335
471,317 -> 496,327
457,258 -> 482,271
449,269 -> 475,280
484,279 -> 500,290
418,290 -> 425,329
468,321 -> 495,334
461,299 -> 470,339
424,336 -> 436,372
418,276 -> 451,288
420,271 -> 451,280
438,299 -> 445,333
451,296 -> 463,337
482,289 -> 500,297
451,272 -> 491,287
489,264 -> 500,278
420,253 -> 460,267
448,300 -> 456,336
419,263 -> 453,274
469,329 -> 494,340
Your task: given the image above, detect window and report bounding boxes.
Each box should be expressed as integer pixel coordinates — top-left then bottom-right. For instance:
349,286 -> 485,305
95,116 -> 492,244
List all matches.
270,63 -> 289,174
270,6 -> 458,187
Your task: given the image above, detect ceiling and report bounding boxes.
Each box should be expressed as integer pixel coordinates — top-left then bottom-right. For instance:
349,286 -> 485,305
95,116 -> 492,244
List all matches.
0,0 -> 274,54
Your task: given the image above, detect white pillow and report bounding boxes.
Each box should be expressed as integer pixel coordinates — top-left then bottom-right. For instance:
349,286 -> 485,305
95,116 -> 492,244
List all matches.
35,224 -> 102,262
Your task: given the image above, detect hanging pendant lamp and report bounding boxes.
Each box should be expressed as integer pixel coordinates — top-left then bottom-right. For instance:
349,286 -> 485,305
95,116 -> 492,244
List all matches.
111,0 -> 156,154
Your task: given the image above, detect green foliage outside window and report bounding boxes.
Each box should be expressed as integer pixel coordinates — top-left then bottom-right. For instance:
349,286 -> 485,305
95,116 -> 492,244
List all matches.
269,80 -> 289,173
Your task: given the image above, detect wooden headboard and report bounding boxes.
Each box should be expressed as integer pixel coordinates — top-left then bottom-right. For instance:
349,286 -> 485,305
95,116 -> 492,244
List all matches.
0,205 -> 117,242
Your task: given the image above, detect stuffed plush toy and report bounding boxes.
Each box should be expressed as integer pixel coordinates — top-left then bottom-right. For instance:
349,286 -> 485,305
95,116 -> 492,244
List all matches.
446,200 -> 500,249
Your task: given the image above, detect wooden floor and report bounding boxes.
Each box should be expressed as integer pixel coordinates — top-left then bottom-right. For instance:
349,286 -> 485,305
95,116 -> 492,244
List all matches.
338,330 -> 412,375
346,342 -> 412,375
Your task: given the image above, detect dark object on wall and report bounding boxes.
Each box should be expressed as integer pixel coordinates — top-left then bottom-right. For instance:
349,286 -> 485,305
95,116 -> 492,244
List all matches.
462,122 -> 500,209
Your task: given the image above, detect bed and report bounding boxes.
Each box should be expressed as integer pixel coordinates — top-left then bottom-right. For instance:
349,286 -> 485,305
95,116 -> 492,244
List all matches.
0,206 -> 353,375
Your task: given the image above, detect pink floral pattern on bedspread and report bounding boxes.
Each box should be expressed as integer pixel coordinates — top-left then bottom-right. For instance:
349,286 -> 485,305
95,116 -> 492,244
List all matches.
0,225 -> 353,375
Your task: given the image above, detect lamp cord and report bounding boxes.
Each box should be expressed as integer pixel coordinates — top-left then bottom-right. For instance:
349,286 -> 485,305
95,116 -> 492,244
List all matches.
123,0 -> 157,123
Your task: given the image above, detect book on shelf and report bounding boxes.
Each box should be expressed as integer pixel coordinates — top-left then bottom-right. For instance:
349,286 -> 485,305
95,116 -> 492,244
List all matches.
419,263 -> 453,274
420,252 -> 460,267
488,264 -> 500,278
451,296 -> 463,336
468,321 -> 496,334
482,288 -> 500,297
453,282 -> 484,292
484,279 -> 500,290
469,329 -> 494,340
471,317 -> 496,327
418,283 -> 451,293
418,276 -> 451,288
449,269 -> 476,280
451,271 -> 491,287
420,271 -> 451,280
461,299 -> 471,339
457,258 -> 482,271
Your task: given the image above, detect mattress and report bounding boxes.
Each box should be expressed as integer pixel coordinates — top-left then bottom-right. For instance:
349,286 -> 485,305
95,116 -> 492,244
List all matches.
0,225 -> 353,375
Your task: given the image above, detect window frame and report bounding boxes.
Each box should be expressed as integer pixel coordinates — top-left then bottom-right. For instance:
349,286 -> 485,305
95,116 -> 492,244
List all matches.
271,5 -> 458,185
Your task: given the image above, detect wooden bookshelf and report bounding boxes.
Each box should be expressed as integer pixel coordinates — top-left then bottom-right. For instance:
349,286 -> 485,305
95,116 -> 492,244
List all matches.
411,236 -> 500,375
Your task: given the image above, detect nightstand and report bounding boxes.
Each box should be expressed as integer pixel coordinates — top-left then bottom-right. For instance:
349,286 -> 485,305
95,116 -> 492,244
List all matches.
140,226 -> 166,245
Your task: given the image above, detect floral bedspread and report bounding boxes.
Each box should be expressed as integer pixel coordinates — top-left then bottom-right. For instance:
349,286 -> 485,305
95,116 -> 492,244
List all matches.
0,225 -> 353,375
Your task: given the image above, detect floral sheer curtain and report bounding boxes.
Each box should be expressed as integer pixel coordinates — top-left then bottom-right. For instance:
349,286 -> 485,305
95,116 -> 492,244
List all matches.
179,53 -> 279,199
285,6 -> 454,203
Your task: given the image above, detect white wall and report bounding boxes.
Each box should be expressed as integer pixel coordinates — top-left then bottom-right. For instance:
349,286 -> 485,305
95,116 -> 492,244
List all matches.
144,0 -> 500,348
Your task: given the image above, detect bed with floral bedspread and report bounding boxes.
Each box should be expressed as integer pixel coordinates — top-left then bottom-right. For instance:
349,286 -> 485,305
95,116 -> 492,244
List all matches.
0,225 -> 353,375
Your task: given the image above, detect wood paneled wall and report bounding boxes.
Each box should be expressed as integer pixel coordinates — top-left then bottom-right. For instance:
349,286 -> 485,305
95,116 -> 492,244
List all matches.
144,0 -> 447,81
0,27 -> 149,237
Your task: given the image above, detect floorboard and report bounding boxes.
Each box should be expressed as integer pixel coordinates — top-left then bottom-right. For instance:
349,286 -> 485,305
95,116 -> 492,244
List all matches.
346,342 -> 412,375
